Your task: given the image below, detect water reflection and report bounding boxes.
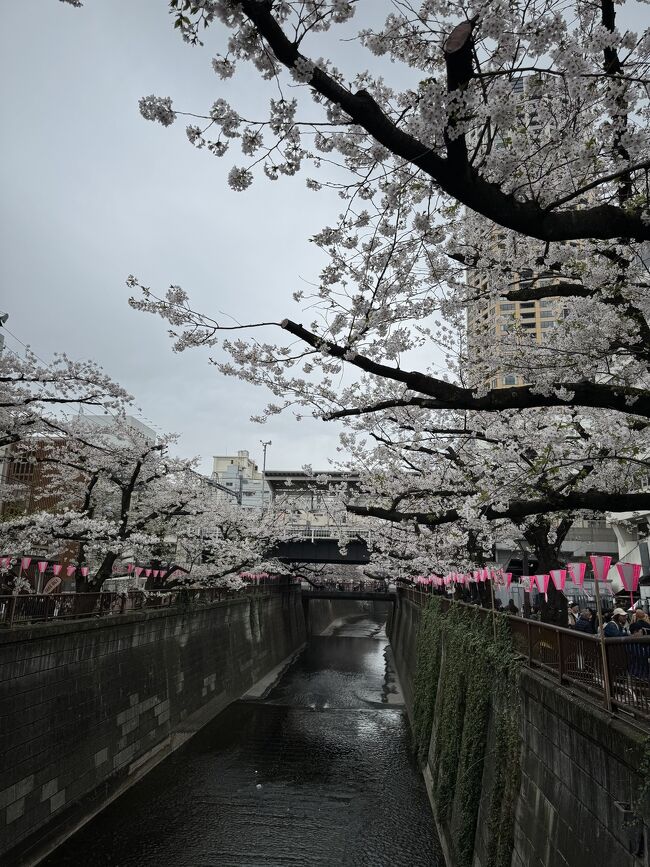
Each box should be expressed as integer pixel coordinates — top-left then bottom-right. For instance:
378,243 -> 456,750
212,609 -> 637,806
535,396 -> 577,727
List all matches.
44,614 -> 440,866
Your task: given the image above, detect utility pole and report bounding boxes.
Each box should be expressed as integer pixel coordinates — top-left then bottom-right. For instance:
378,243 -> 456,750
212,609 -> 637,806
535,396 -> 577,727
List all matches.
260,440 -> 271,510
0,311 -> 8,353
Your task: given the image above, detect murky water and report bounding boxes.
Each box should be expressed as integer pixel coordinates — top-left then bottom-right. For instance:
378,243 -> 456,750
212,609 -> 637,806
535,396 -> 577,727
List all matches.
44,613 -> 440,866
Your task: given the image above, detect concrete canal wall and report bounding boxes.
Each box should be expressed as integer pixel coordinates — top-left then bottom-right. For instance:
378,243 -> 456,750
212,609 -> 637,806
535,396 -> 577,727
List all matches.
389,594 -> 649,867
0,589 -> 305,865
305,598 -> 392,635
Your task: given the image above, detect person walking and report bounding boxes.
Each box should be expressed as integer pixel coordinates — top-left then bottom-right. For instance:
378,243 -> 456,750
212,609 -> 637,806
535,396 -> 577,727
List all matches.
604,608 -> 629,637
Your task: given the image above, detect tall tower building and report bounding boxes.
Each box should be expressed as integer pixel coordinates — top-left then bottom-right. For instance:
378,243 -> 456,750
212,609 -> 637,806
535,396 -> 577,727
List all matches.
466,268 -> 564,388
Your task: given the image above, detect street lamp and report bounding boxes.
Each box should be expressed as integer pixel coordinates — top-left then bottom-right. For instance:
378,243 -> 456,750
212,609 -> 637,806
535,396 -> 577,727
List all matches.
260,440 -> 271,510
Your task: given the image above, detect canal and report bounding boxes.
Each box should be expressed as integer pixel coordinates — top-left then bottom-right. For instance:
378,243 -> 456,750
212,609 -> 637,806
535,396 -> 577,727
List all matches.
44,611 -> 440,866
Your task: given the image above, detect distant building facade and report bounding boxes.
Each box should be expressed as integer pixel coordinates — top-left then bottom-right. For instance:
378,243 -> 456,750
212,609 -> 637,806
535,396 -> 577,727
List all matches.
212,450 -> 271,508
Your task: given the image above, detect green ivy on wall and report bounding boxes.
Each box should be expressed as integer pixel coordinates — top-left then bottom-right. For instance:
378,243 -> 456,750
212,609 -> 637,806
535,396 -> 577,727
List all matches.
412,598 -> 521,867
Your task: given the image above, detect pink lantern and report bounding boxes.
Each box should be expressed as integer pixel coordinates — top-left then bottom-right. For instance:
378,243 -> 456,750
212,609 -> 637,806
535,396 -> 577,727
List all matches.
37,561 -> 48,574
66,565 -> 76,577
616,561 -> 642,593
134,567 -> 143,578
80,566 -> 89,578
550,569 -> 567,591
145,569 -> 152,578
590,555 -> 612,582
20,557 -> 31,571
527,575 -> 538,593
537,575 -> 551,600
153,569 -> 160,578
51,564 -> 62,576
503,572 -> 512,589
126,563 -> 133,574
1,556 -> 10,569
567,562 -> 586,585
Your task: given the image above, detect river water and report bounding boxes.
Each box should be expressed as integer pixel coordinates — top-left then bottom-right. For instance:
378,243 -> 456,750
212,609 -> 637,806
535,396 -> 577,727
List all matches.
44,612 -> 440,866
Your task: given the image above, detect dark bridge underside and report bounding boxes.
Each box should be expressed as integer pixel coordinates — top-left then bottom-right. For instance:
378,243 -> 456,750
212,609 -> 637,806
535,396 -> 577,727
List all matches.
272,539 -> 370,564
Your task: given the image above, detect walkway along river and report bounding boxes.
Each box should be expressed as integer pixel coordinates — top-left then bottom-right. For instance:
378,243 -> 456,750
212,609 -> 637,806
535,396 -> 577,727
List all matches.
43,610 -> 440,866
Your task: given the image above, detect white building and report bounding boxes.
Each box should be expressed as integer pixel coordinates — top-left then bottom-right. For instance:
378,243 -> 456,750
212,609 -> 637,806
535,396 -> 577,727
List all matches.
212,450 -> 271,508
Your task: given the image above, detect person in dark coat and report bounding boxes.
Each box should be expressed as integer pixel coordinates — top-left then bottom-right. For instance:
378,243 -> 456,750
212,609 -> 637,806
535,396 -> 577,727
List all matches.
575,609 -> 594,634
603,608 -> 629,637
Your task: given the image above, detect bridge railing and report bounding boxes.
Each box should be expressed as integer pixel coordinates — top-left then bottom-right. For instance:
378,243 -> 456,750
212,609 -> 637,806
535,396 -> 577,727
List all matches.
399,588 -> 650,723
0,584 -> 289,629
278,525 -> 370,543
302,580 -> 389,594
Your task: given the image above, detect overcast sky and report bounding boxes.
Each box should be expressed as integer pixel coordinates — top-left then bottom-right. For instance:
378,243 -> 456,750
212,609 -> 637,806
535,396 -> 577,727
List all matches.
1,2 -> 645,475
0,0 -> 371,474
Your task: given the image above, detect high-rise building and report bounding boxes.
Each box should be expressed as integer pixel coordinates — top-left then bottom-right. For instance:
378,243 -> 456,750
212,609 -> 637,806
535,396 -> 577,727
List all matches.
466,267 -> 564,388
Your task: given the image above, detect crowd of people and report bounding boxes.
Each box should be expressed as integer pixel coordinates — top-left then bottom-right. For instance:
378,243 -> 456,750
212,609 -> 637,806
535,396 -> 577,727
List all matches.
502,597 -> 650,637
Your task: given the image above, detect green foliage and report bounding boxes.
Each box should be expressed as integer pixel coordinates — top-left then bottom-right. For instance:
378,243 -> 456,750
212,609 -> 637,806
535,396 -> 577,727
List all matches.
411,599 -> 521,867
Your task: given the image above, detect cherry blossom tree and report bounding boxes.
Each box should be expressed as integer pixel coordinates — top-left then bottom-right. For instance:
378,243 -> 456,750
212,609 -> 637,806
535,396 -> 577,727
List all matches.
2,416 -> 283,591
61,2 -> 650,610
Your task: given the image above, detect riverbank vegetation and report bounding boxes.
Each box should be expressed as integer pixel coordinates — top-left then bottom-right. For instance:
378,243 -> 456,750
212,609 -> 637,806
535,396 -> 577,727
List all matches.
413,599 -> 521,867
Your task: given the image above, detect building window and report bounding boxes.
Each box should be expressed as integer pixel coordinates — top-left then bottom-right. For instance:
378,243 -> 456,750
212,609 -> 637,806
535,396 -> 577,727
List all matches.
540,320 -> 555,328
540,299 -> 555,308
520,312 -> 536,319
503,374 -> 517,385
500,303 -> 516,311
540,309 -> 555,318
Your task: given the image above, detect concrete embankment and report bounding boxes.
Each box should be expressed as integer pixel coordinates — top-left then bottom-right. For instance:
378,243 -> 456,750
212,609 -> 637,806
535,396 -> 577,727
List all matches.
0,589 -> 305,865
388,593 -> 650,867
305,597 -> 392,636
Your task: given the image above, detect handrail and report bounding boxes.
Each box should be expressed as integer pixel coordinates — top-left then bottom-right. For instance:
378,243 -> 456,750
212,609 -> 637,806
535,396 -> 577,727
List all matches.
0,582 -> 298,629
398,587 -> 650,724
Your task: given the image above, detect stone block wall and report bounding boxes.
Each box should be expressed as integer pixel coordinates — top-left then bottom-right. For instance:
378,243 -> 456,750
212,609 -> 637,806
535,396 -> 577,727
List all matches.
0,589 -> 305,864
513,669 -> 647,867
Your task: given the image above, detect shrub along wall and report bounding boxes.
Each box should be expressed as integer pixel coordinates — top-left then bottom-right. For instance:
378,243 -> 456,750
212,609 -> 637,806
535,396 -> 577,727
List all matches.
411,598 -> 521,867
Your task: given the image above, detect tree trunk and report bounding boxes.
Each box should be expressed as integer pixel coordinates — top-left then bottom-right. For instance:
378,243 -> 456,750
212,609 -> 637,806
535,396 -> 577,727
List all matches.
94,551 -> 119,588
522,518 -> 572,626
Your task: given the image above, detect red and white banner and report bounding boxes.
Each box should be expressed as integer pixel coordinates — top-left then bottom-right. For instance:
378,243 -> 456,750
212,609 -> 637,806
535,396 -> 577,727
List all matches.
37,561 -> 48,574
567,562 -> 586,585
20,557 -> 31,571
616,562 -> 642,593
590,555 -> 612,582
550,569 -> 567,591
51,564 -> 62,576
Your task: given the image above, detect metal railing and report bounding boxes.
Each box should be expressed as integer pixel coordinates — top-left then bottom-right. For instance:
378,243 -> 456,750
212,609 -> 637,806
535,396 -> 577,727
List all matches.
399,588 -> 650,723
0,583 -> 295,629
278,525 -> 370,542
302,579 -> 390,594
